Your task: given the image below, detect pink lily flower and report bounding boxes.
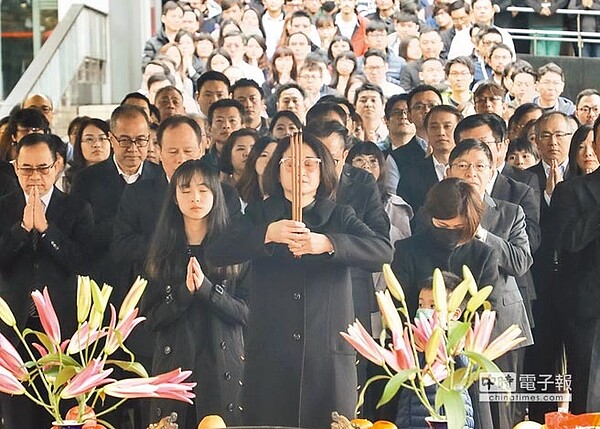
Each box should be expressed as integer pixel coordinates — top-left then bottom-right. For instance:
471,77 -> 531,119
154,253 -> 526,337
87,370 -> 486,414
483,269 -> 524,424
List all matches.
412,314 -> 447,364
380,327 -> 416,373
66,322 -> 107,355
0,333 -> 27,380
31,288 -> 61,346
60,358 -> 115,399
103,369 -> 196,404
0,365 -> 25,395
340,319 -> 386,366
465,310 -> 525,360
421,361 -> 449,387
104,307 -> 146,355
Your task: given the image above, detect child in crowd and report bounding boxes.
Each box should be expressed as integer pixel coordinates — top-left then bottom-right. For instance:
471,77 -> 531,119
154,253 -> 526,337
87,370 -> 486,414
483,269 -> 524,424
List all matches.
507,137 -> 540,170
395,272 -> 476,429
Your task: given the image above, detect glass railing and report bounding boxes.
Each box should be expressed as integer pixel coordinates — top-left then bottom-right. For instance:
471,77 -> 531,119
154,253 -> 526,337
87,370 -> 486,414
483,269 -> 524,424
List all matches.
0,4 -> 108,118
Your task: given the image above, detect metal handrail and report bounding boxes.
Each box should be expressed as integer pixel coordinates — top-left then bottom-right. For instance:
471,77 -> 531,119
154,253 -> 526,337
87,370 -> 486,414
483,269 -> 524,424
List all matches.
0,4 -> 108,117
506,6 -> 600,56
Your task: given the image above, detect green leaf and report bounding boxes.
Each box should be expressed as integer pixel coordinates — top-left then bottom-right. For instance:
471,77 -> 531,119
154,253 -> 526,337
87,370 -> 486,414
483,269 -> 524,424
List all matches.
54,366 -> 77,388
436,388 -> 466,429
37,353 -> 80,368
23,329 -> 53,353
465,286 -> 493,313
462,350 -> 502,374
441,368 -> 468,391
447,321 -> 470,353
106,360 -> 148,378
376,369 -> 418,408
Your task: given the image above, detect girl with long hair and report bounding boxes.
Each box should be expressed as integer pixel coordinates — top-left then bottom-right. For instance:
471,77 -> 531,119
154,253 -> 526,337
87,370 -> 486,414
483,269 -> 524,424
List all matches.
329,51 -> 358,97
143,159 -> 247,429
236,136 -> 279,205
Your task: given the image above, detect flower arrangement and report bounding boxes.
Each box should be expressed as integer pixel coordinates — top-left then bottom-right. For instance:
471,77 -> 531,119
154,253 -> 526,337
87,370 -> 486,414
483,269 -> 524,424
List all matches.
0,276 -> 196,428
341,265 -> 526,429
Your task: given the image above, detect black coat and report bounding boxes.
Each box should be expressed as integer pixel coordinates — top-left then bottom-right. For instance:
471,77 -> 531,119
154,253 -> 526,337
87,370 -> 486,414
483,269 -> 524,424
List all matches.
551,168 -> 600,317
387,137 -> 427,179
337,164 -> 391,333
205,196 -> 393,429
70,159 -> 161,297
396,156 -> 439,216
391,229 -> 500,331
0,188 -> 93,335
142,246 -> 248,429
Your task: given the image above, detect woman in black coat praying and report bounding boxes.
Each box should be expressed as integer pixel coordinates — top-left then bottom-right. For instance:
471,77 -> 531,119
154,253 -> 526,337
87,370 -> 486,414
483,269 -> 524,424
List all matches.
206,134 -> 393,429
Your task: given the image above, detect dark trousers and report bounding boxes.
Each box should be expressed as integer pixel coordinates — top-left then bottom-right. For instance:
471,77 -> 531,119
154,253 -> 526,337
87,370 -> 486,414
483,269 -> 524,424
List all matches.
492,347 -> 527,429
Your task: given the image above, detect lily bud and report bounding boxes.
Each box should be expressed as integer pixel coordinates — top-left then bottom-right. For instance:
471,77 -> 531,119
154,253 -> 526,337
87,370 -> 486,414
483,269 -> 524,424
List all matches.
382,264 -> 405,302
0,296 -> 16,327
77,276 -> 92,324
118,277 -> 148,321
432,269 -> 447,328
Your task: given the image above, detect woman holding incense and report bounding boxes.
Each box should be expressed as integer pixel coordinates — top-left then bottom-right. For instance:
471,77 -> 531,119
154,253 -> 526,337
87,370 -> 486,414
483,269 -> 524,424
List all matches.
206,134 -> 393,429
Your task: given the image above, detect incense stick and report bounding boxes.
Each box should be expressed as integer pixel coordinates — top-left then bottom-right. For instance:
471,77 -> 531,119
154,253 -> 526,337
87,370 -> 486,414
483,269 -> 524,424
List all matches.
291,131 -> 303,223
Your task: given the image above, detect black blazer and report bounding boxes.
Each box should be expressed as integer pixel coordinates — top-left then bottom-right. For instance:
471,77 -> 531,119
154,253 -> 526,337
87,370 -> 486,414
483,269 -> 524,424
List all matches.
0,188 -> 93,334
70,158 -> 161,292
551,168 -> 600,317
502,163 -> 541,199
396,156 -> 439,214
387,136 -> 426,177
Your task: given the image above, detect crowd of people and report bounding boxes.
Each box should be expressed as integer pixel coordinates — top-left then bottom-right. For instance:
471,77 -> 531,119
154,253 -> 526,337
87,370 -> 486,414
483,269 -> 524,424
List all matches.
1,0 -> 600,428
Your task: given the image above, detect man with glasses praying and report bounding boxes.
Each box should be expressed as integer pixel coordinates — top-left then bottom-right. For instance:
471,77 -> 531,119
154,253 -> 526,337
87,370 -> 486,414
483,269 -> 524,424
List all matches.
0,133 -> 93,429
70,105 -> 161,289
575,89 -> 600,126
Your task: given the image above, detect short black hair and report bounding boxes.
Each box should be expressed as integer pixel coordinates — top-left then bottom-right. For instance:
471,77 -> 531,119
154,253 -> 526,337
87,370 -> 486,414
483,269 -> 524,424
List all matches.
424,105 -> 463,129
16,132 -> 57,161
408,84 -> 443,108
306,103 -> 348,127
196,70 -> 231,95
576,88 -> 600,107
8,108 -> 50,140
385,94 -> 410,119
449,138 -> 494,166
275,82 -> 306,101
454,113 -> 507,143
231,78 -> 265,99
366,20 -> 388,34
207,98 -> 245,125
120,92 -> 151,109
156,115 -> 203,148
318,95 -> 356,117
305,120 -> 353,151
354,82 -> 384,105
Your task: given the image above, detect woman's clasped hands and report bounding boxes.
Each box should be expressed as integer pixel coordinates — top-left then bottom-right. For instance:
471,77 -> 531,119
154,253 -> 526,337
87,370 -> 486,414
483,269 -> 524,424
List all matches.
265,219 -> 334,257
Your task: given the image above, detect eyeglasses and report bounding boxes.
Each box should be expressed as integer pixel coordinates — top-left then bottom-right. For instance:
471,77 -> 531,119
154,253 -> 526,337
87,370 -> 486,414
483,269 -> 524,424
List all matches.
538,80 -> 563,86
578,105 -> 600,114
474,96 -> 503,104
538,131 -> 572,142
279,157 -> 322,171
82,136 -> 110,145
352,157 -> 379,169
411,103 -> 439,112
450,162 -> 490,172
112,134 -> 150,148
17,162 -> 55,176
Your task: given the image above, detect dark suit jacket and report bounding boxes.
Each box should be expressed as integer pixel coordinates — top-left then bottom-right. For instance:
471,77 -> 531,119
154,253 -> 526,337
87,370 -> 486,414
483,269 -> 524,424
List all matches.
70,158 -> 161,294
552,168 -> 600,317
502,163 -> 540,200
396,156 -> 439,215
336,164 -> 391,331
387,137 -> 426,178
526,162 -> 573,294
0,188 -> 93,335
0,161 -> 17,197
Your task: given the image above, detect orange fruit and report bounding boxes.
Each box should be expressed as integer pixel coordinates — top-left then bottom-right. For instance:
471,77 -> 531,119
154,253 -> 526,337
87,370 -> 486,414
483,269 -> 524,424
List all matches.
350,418 -> 373,429
198,415 -> 227,429
371,420 -> 398,429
